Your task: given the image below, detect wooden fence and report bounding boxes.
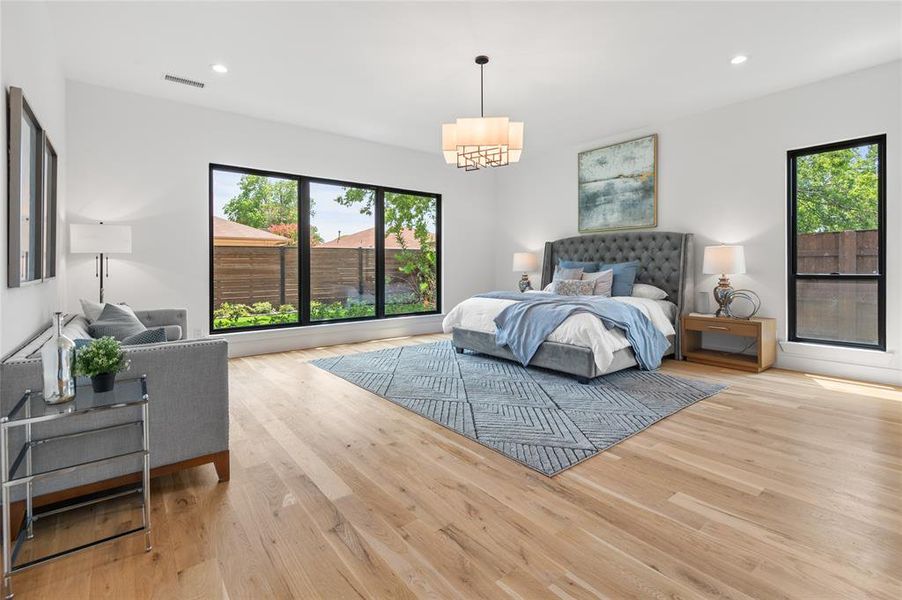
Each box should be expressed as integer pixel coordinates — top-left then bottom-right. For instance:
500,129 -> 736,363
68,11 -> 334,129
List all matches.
795,230 -> 878,344
796,229 -> 878,274
212,246 -> 418,308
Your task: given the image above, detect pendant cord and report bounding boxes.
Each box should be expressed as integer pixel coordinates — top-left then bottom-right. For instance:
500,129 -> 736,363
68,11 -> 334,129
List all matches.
480,63 -> 484,118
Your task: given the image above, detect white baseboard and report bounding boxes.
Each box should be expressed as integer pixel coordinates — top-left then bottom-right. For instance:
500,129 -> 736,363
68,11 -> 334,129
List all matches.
213,314 -> 446,358
777,341 -> 900,385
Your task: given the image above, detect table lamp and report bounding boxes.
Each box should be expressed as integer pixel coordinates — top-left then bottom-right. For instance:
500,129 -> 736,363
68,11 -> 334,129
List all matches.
70,222 -> 133,302
512,252 -> 538,292
703,244 -> 745,317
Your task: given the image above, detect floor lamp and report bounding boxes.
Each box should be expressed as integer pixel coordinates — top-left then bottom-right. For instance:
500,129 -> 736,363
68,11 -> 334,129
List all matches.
70,223 -> 133,303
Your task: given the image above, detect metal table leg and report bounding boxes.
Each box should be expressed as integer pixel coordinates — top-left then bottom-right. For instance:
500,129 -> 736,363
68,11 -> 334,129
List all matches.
24,402 -> 32,541
141,402 -> 152,552
2,418 -> 12,600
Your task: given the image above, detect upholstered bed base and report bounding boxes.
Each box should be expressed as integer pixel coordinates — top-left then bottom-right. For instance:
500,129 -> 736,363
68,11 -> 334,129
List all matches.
452,328 -> 674,383
451,231 -> 692,382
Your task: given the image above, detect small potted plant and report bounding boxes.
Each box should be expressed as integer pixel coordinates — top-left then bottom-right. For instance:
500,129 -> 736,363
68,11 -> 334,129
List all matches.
74,336 -> 129,393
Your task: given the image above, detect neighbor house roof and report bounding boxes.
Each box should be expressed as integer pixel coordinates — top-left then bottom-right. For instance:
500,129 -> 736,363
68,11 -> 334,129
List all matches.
319,227 -> 434,249
213,216 -> 291,247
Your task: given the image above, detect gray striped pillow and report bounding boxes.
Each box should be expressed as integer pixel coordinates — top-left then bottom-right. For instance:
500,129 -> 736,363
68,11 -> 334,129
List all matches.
88,303 -> 146,341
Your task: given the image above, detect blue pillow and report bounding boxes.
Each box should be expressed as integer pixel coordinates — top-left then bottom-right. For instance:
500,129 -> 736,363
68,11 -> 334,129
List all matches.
599,261 -> 640,296
552,266 -> 584,282
559,259 -> 600,273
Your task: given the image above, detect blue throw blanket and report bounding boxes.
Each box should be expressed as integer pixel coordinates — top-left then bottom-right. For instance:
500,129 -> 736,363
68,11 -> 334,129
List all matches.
475,291 -> 669,370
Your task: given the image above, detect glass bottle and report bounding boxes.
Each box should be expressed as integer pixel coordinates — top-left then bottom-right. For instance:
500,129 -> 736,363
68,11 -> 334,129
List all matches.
41,312 -> 76,404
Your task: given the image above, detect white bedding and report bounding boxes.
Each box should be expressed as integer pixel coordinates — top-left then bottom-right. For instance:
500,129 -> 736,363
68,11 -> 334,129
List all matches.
442,294 -> 677,372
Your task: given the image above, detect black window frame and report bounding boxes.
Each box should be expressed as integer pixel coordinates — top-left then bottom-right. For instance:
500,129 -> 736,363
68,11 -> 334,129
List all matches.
208,163 -> 442,334
787,134 -> 886,351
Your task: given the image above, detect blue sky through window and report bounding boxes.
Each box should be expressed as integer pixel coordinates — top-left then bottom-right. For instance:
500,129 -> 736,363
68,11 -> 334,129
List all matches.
213,171 -> 373,243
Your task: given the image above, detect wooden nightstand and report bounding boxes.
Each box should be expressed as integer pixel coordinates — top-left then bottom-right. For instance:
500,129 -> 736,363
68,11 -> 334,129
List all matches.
681,314 -> 777,372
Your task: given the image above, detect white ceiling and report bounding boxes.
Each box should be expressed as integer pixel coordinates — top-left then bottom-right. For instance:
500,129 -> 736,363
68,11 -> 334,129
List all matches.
44,1 -> 901,154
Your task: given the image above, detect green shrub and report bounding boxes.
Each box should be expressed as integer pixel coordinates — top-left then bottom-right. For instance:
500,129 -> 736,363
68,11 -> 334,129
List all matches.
251,302 -> 273,315
74,337 -> 129,377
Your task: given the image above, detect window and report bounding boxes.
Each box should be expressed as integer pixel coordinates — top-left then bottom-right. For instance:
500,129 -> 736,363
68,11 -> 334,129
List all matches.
384,191 -> 438,315
210,165 -> 441,332
788,135 -> 885,350
309,182 -> 377,321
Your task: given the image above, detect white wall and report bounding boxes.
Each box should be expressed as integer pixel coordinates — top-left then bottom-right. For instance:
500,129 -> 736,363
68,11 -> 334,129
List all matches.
0,1 -> 67,356
65,81 -> 496,356
493,61 -> 902,384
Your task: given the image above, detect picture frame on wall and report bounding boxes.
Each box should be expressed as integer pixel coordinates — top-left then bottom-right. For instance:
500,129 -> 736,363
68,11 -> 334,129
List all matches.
577,133 -> 657,232
7,86 -> 58,287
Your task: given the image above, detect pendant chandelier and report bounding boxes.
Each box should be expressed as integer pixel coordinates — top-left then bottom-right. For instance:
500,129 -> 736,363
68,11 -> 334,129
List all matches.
442,55 -> 524,171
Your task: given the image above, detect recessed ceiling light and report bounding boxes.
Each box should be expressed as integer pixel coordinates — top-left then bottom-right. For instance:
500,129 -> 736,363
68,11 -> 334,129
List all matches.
730,55 -> 748,65
211,64 -> 228,74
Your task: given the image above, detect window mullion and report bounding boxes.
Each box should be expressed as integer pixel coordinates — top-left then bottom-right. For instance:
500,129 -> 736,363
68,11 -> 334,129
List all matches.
375,189 -> 385,319
300,178 -> 311,326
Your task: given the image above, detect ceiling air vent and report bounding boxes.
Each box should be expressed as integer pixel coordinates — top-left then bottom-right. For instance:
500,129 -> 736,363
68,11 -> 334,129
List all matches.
163,74 -> 205,89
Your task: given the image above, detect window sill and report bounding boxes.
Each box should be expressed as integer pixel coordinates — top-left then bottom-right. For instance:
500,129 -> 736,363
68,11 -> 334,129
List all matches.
779,340 -> 895,368
210,313 -> 445,357
213,312 -> 443,338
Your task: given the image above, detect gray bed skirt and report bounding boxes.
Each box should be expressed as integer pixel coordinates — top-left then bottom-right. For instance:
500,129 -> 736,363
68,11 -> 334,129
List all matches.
452,328 -> 674,383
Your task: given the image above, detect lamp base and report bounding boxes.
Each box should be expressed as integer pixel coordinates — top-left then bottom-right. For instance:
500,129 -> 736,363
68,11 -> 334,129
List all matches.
518,273 -> 533,293
712,276 -> 733,317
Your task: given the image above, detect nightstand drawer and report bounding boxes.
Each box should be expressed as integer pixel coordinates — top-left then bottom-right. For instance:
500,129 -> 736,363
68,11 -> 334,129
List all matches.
683,318 -> 758,337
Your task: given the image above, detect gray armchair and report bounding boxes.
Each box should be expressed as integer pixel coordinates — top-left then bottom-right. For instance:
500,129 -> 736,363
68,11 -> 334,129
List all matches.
0,310 -> 230,511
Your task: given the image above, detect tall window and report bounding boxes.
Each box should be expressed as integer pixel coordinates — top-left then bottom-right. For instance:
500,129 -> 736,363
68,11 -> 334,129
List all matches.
309,182 -> 377,321
788,135 -> 885,350
210,165 -> 441,332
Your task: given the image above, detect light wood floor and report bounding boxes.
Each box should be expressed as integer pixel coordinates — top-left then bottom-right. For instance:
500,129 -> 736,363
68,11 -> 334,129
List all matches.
12,333 -> 902,599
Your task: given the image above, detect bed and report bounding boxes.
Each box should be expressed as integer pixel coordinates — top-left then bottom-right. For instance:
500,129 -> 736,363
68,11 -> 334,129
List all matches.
443,231 -> 694,382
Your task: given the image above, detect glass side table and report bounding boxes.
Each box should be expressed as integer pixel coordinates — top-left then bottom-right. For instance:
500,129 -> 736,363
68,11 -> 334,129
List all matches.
1,375 -> 151,599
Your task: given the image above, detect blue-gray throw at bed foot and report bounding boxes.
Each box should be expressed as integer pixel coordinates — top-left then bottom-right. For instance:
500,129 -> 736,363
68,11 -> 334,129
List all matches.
311,341 -> 726,476
475,291 -> 670,370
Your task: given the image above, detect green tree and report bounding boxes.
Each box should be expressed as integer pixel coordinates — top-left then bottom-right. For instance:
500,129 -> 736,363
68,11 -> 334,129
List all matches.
223,175 -> 322,244
796,145 -> 878,233
223,175 -> 297,229
335,189 -> 437,307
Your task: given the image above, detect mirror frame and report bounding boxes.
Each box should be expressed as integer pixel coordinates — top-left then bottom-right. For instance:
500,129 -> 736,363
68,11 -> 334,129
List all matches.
7,86 -> 57,287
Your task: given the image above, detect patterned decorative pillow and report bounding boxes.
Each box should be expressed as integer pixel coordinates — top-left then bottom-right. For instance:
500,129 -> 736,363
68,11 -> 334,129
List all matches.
88,303 -> 147,341
552,266 -> 584,282
122,327 -> 167,346
581,269 -> 614,296
552,279 -> 595,296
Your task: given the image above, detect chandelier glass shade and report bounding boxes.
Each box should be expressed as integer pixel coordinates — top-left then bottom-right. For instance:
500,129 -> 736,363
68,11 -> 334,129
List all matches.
442,56 -> 524,171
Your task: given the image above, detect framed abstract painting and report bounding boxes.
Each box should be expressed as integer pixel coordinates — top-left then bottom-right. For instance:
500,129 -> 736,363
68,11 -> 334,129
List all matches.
578,133 -> 657,232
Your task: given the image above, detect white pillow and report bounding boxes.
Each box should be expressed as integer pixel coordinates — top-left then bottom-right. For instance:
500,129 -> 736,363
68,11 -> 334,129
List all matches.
80,298 -> 105,322
581,269 -> 614,297
79,299 -> 138,323
631,283 -> 668,300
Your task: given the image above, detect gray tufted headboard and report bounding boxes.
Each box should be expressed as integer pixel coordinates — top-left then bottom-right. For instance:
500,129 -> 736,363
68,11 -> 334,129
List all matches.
540,231 -> 694,356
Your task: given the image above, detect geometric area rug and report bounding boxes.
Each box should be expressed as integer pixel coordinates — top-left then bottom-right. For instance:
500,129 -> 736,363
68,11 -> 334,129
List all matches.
311,341 -> 727,476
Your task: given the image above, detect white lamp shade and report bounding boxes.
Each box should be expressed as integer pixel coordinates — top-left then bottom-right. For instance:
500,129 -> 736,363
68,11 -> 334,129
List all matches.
70,224 -> 132,254
512,252 -> 539,272
441,118 -> 525,164
703,245 -> 745,275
